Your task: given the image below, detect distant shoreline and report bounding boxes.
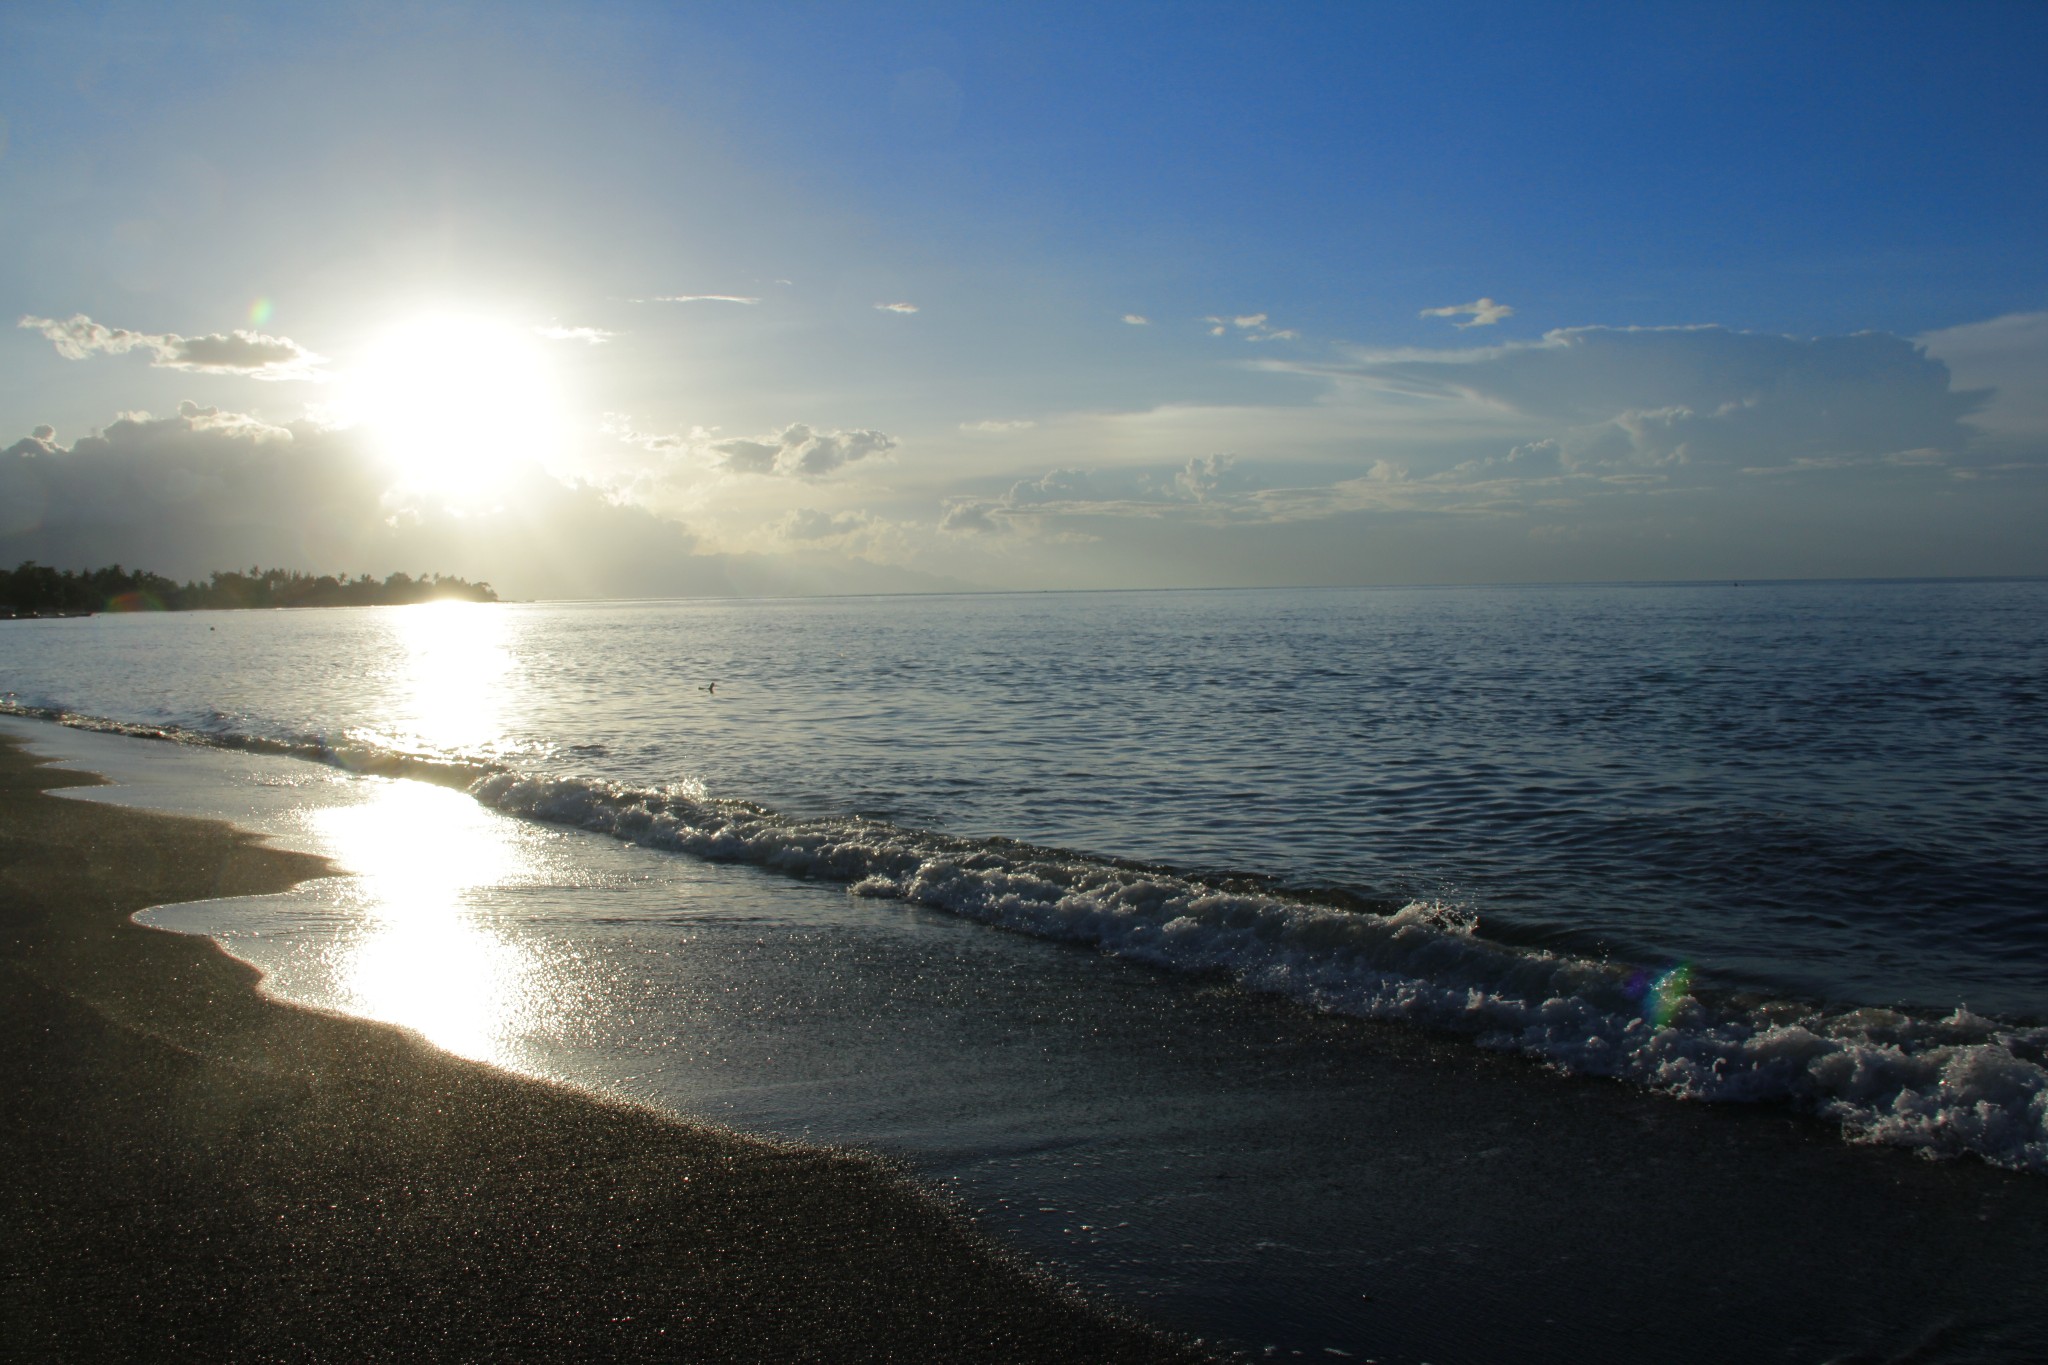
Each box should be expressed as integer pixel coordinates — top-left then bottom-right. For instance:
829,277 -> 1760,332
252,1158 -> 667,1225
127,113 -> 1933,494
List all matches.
1,562 -> 497,618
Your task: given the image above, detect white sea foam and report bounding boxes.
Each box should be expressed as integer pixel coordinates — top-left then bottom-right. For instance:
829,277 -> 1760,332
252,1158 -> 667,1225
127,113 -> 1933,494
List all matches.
471,769 -> 2048,1177
9,700 -> 2043,1175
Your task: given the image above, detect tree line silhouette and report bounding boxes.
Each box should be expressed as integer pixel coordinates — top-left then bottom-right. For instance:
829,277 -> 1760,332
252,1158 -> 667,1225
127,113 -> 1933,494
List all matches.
1,562 -> 498,617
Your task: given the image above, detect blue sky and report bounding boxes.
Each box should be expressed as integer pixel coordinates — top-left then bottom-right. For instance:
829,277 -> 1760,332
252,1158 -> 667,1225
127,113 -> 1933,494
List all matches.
3,2 -> 2044,594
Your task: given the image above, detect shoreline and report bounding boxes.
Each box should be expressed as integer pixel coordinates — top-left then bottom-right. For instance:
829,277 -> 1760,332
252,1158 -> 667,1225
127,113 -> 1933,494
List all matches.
0,735 -> 1204,1363
10,718 -> 2048,1362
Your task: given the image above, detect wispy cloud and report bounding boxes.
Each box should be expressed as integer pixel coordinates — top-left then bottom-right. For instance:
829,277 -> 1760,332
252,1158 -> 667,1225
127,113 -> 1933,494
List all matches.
875,301 -> 920,314
941,456 -> 1272,535
1420,297 -> 1514,328
536,324 -> 614,344
960,418 -> 1036,434
1122,314 -> 1150,326
1203,312 -> 1298,342
19,313 -> 326,380
643,294 -> 762,305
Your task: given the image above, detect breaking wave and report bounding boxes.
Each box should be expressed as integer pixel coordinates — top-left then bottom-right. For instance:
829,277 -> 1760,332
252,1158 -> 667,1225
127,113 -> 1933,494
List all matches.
10,700 -> 2046,1176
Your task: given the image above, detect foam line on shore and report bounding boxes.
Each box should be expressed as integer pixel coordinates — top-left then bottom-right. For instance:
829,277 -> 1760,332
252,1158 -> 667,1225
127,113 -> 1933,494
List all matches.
10,701 -> 2045,1176
472,769 -> 2048,1176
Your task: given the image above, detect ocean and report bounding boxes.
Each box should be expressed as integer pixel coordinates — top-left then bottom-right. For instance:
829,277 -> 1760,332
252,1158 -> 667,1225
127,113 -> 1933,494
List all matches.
5,579 -> 2047,1362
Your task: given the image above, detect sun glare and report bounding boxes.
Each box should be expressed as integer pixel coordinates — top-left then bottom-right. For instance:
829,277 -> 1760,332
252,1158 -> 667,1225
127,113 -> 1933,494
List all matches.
351,314 -> 568,500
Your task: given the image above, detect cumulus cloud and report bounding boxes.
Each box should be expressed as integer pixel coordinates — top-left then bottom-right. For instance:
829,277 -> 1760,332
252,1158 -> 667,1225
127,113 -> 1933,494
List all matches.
1122,314 -> 1150,326
1922,310 -> 2048,441
165,398 -> 293,441
20,313 -> 326,380
939,500 -> 1003,535
1420,297 -> 1514,328
607,416 -> 897,480
875,301 -> 919,314
0,403 -> 772,598
5,425 -> 61,459
1172,453 -> 1244,501
0,402 -> 971,598
2,403 -> 363,554
777,508 -> 874,542
536,324 -> 614,344
708,424 -> 895,478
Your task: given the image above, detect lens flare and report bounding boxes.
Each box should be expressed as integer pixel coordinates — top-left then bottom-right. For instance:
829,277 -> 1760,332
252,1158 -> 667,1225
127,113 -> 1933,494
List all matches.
248,297 -> 274,326
1632,963 -> 1694,1029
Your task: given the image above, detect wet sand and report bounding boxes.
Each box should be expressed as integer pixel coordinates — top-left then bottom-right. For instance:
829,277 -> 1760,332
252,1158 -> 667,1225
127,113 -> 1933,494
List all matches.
0,736 -> 1204,1363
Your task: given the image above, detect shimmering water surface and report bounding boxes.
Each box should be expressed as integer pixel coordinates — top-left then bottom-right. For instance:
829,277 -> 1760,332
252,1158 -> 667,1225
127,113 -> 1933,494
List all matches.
7,579 -> 2048,1362
7,581 -> 2044,1014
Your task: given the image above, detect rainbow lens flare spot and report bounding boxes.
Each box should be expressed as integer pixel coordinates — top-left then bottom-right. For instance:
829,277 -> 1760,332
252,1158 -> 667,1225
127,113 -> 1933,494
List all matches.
1636,963 -> 1693,1028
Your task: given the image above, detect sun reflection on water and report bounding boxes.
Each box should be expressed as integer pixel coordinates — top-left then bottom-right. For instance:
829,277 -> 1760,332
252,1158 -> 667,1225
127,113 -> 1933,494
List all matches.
307,777 -> 561,1065
378,599 -> 520,759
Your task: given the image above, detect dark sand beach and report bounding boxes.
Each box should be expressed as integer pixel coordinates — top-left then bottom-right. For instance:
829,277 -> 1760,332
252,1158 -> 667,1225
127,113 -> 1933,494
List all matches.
0,736 -> 1203,1363
10,724 -> 2048,1363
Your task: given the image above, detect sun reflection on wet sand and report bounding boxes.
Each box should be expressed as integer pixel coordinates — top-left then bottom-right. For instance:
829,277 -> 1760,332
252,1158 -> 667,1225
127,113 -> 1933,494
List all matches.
299,777 -> 566,1066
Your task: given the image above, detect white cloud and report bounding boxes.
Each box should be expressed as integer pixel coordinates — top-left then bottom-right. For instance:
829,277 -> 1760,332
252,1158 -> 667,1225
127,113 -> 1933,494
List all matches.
935,317 -> 2029,557
1122,314 -> 1150,326
607,416 -> 897,480
536,324 -> 614,344
1921,310 -> 2048,440
943,456 -> 1270,534
644,294 -> 761,305
960,418 -> 1036,434
875,301 -> 919,314
1172,454 -> 1242,502
1202,311 -> 1298,343
777,507 -> 873,543
711,424 -> 895,478
166,398 -> 293,441
939,500 -> 1003,535
1420,297 -> 1514,328
20,313 -> 326,380
1282,324 -> 1991,476
600,412 -> 688,453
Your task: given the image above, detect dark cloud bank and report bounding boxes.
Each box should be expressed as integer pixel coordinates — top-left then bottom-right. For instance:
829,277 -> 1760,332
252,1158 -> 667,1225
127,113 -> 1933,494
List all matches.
0,408 -> 950,599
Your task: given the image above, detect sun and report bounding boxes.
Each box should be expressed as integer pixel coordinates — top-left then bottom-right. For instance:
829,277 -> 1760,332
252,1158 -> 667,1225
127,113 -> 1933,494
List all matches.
351,314 -> 568,500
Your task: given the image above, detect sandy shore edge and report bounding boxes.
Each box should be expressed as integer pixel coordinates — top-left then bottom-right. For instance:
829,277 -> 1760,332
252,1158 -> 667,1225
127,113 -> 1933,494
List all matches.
0,735 -> 1208,1363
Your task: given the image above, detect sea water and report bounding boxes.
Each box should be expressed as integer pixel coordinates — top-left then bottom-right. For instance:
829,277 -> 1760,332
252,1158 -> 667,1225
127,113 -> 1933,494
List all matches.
5,580 -> 2047,1361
